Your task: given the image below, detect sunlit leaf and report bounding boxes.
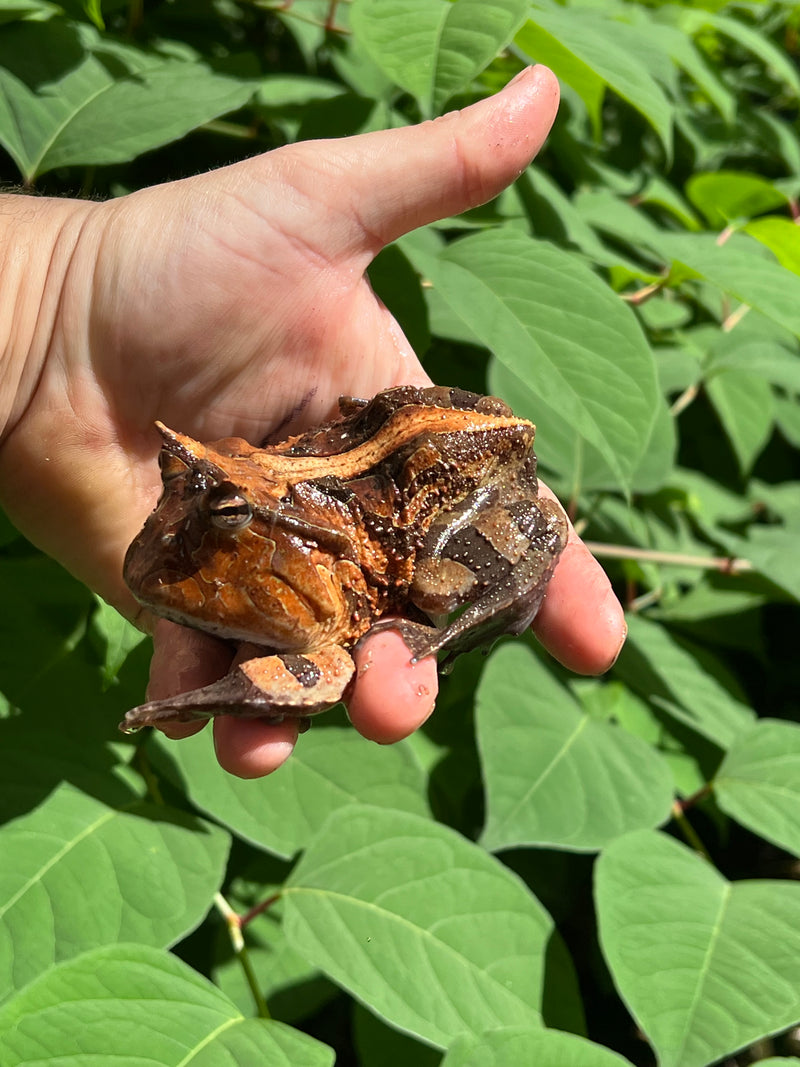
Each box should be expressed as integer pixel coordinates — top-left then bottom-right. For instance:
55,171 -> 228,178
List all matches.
477,644 -> 674,852
597,830 -> 800,1067
715,719 -> 800,857
0,785 -> 230,1003
516,8 -> 673,155
351,0 -> 527,114
151,724 -> 429,860
423,228 -> 659,491
0,944 -> 334,1065
283,806 -> 550,1047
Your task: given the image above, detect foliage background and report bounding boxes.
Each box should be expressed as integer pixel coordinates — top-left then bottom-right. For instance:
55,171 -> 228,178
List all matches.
0,0 -> 799,1064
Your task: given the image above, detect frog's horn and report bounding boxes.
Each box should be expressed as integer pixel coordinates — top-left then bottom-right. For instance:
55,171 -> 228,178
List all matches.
155,422 -> 227,483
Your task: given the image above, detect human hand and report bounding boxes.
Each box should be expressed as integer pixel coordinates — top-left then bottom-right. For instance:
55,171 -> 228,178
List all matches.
0,65 -> 625,776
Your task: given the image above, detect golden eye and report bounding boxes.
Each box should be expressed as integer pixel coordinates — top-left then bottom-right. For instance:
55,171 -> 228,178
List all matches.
207,489 -> 253,531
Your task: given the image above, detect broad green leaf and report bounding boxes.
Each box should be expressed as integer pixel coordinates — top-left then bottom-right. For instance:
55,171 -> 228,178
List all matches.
477,644 -> 674,852
444,1026 -> 635,1067
715,719 -> 800,858
0,555 -> 91,705
490,360 -> 676,496
686,171 -> 790,227
151,723 -> 429,860
350,0 -> 527,115
0,784 -> 230,1002
651,20 -> 734,124
707,333 -> 800,393
90,595 -> 146,688
424,228 -> 659,491
283,806 -> 551,1048
717,525 -> 800,603
746,217 -> 800,276
0,943 -> 333,1066
659,234 -> 800,341
255,75 -> 345,109
0,0 -> 53,22
705,368 -> 774,476
675,9 -> 800,100
516,10 -> 672,156
596,830 -> 800,1067
574,677 -> 719,800
616,615 -> 754,747
0,19 -> 256,180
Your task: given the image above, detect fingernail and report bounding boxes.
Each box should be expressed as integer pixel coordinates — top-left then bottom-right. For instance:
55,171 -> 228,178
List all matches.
608,620 -> 629,670
506,66 -> 533,90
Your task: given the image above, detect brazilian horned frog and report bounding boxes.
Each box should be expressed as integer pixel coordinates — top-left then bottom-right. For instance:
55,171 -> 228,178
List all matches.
121,386 -> 568,731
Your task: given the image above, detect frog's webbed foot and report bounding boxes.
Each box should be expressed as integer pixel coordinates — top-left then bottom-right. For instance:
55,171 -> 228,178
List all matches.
120,646 -> 355,733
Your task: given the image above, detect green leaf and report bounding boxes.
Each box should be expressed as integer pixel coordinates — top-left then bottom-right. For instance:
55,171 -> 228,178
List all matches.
350,0 -> 527,115
0,784 -> 230,1003
715,719 -> 800,857
0,555 -> 91,707
660,233 -> 800,341
444,1026 -> 635,1067
0,0 -> 54,23
705,368 -> 774,476
151,723 -> 430,860
423,228 -> 659,492
746,217 -> 800,276
707,332 -> 800,393
490,360 -> 676,496
0,19 -> 257,180
0,943 -> 334,1066
82,0 -> 103,30
90,595 -> 146,688
720,525 -> 800,603
615,615 -> 754,748
686,171 -> 790,228
283,806 -> 551,1048
516,9 -> 673,156
676,9 -> 800,100
477,645 -> 674,852
596,830 -> 800,1067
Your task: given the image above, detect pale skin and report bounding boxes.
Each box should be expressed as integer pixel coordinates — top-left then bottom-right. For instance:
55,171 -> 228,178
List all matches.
0,65 -> 626,778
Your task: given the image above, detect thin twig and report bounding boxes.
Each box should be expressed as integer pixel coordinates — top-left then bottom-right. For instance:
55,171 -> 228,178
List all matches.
722,303 -> 750,332
583,541 -> 753,575
621,281 -> 663,305
670,382 -> 699,417
242,894 -> 280,928
671,802 -> 712,862
214,893 -> 271,1019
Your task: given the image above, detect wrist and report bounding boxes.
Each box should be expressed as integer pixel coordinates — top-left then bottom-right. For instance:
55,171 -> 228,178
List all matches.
0,194 -> 94,443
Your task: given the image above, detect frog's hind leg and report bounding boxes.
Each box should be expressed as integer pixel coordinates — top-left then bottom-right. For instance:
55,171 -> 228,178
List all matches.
120,646 -> 355,732
406,494 -> 568,666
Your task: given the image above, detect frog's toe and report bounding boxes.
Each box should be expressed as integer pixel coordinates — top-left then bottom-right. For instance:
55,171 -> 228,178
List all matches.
120,646 -> 355,731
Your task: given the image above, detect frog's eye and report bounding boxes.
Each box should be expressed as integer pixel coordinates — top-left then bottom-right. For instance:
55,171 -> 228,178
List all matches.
207,487 -> 253,531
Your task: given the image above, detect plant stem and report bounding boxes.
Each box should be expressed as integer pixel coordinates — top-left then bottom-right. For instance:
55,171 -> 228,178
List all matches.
670,382 -> 699,416
671,801 -> 712,862
583,541 -> 752,574
214,892 -> 271,1019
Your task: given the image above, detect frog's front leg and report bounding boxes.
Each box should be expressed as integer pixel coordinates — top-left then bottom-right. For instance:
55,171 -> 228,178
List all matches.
120,644 -> 355,732
400,491 -> 568,666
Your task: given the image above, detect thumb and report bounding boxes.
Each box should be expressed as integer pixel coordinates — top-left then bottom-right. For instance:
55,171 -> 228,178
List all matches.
263,65 -> 559,260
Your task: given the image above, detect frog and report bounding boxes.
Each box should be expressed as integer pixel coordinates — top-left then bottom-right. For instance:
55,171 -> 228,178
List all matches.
121,385 -> 568,732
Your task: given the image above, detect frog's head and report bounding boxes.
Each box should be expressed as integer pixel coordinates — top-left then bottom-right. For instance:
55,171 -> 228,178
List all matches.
123,424 -> 301,646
